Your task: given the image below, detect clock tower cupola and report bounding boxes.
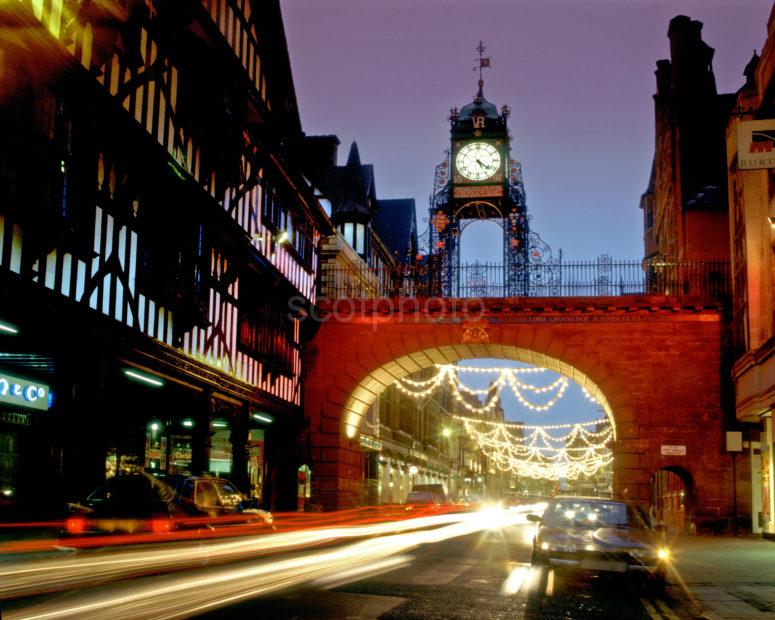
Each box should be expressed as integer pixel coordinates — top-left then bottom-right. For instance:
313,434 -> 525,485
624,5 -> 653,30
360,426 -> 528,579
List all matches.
429,42 -> 552,298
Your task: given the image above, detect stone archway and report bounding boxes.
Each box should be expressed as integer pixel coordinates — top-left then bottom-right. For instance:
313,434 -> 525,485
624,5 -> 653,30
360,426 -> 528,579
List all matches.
304,296 -> 731,519
652,466 -> 694,534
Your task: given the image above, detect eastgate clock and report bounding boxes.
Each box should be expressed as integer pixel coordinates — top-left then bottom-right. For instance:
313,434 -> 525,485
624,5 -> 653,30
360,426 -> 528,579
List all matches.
455,142 -> 501,181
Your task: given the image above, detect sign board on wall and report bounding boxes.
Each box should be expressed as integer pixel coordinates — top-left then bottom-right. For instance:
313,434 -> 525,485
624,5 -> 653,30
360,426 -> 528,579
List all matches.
661,445 -> 686,456
737,120 -> 775,169
360,435 -> 382,451
726,431 -> 743,452
0,371 -> 49,411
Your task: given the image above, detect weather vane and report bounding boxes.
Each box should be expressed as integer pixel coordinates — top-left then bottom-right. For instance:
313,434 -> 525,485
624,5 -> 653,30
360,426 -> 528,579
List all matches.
474,40 -> 491,83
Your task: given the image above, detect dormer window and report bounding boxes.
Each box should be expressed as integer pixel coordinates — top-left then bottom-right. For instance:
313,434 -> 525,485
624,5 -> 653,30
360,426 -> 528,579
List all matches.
340,222 -> 367,257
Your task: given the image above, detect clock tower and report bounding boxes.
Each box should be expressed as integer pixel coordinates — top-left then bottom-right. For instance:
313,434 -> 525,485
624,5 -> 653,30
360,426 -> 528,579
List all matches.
429,43 -> 554,297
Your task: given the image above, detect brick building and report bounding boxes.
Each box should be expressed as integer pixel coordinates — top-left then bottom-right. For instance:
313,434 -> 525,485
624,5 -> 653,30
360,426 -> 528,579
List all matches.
643,15 -> 735,262
725,4 -> 775,538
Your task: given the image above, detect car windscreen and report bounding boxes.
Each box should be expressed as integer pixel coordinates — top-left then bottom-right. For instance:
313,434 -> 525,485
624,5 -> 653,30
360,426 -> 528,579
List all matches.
541,499 -> 649,529
405,492 -> 435,504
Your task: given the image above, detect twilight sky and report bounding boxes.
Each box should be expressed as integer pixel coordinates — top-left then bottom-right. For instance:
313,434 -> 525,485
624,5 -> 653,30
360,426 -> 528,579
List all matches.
281,0 -> 771,263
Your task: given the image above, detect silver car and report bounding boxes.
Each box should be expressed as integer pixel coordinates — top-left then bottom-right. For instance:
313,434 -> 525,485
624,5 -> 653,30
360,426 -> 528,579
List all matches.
527,496 -> 670,590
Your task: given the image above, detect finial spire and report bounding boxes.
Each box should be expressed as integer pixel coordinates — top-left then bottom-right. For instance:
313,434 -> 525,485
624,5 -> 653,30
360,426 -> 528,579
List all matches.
474,40 -> 491,97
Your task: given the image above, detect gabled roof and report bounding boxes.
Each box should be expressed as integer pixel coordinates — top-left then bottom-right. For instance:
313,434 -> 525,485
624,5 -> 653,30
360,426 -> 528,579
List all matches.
317,142 -> 375,222
374,198 -> 417,264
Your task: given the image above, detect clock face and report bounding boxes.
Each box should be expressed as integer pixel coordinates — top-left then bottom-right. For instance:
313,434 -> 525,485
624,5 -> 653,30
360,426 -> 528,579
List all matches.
455,142 -> 501,181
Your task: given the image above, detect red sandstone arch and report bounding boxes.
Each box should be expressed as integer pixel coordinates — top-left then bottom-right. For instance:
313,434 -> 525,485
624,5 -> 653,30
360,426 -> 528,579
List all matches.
304,296 -> 733,522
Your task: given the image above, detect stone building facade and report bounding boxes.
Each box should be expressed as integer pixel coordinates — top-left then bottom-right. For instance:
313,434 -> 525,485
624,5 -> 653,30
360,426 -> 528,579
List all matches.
725,4 -> 775,538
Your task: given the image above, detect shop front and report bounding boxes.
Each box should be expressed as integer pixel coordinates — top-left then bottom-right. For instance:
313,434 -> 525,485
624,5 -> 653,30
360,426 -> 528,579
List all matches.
0,367 -> 57,517
68,343 -> 295,513
757,415 -> 774,538
375,444 -> 452,505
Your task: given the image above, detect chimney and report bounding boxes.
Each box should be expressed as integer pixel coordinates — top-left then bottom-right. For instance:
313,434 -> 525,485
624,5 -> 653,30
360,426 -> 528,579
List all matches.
655,60 -> 672,96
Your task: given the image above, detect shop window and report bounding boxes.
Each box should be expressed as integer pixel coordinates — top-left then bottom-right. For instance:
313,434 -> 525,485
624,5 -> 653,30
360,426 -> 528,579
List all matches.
104,449 -> 141,478
145,424 -> 168,471
169,435 -> 193,474
248,428 -> 264,500
209,425 -> 232,476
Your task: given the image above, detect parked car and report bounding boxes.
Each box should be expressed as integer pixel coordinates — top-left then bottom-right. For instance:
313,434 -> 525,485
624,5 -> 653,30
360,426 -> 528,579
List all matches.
409,484 -> 449,505
64,472 -> 272,537
527,495 -> 670,591
403,491 -> 448,513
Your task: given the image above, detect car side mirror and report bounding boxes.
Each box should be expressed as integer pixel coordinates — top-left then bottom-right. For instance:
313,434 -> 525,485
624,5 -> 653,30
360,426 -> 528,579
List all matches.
526,513 -> 541,523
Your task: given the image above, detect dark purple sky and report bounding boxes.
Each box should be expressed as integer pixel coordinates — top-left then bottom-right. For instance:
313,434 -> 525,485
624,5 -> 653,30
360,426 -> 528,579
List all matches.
281,0 -> 771,262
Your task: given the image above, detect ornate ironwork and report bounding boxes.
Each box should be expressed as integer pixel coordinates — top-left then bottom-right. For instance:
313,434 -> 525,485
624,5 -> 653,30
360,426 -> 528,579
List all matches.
427,136 -> 558,298
319,259 -> 731,300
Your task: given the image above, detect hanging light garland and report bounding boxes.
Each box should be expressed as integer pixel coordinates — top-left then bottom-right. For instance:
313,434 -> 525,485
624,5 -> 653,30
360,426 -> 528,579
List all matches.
395,364 -> 570,413
454,415 -> 613,481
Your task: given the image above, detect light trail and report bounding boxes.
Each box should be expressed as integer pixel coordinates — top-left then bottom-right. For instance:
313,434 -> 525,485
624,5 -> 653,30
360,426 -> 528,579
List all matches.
0,504 -> 542,601
3,507 -> 536,620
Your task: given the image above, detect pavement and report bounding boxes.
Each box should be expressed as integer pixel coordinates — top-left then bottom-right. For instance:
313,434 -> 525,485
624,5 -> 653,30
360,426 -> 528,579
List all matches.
667,534 -> 775,619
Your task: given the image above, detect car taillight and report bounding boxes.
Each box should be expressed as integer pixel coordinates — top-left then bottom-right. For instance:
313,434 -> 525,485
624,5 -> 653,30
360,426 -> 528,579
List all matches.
65,516 -> 86,534
150,517 -> 173,534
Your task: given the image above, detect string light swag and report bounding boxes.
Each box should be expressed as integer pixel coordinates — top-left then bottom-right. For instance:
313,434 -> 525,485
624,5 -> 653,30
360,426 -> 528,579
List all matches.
453,415 -> 613,481
395,364 -> 570,413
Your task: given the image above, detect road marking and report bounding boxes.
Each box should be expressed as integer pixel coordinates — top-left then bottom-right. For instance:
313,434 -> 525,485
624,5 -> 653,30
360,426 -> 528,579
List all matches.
654,597 -> 680,620
640,596 -> 663,620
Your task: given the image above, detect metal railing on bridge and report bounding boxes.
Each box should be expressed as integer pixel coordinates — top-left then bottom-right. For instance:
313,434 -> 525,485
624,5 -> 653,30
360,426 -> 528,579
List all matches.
317,258 -> 730,300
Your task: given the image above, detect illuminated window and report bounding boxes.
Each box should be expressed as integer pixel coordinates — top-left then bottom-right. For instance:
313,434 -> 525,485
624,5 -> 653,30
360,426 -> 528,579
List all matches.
355,223 -> 365,255
343,222 -> 354,246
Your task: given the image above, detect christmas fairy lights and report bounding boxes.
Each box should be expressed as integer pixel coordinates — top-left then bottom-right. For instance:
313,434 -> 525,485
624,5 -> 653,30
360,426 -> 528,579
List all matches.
392,363 -> 611,481
395,364 -> 571,413
453,415 -> 613,481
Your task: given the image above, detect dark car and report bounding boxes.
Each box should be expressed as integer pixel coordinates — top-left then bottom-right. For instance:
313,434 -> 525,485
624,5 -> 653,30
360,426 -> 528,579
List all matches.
527,496 -> 670,590
64,472 -> 272,536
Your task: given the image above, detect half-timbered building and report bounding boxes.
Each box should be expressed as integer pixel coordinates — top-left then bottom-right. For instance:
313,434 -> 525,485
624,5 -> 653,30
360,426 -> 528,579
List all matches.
0,0 -> 330,515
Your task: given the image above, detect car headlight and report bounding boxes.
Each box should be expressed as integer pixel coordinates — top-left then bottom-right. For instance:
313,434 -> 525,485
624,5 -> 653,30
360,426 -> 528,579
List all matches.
657,547 -> 670,560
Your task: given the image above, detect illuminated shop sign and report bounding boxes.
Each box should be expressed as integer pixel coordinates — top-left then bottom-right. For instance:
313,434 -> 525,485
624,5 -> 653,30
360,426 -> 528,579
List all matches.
0,372 -> 49,411
359,435 -> 382,451
737,119 -> 775,170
